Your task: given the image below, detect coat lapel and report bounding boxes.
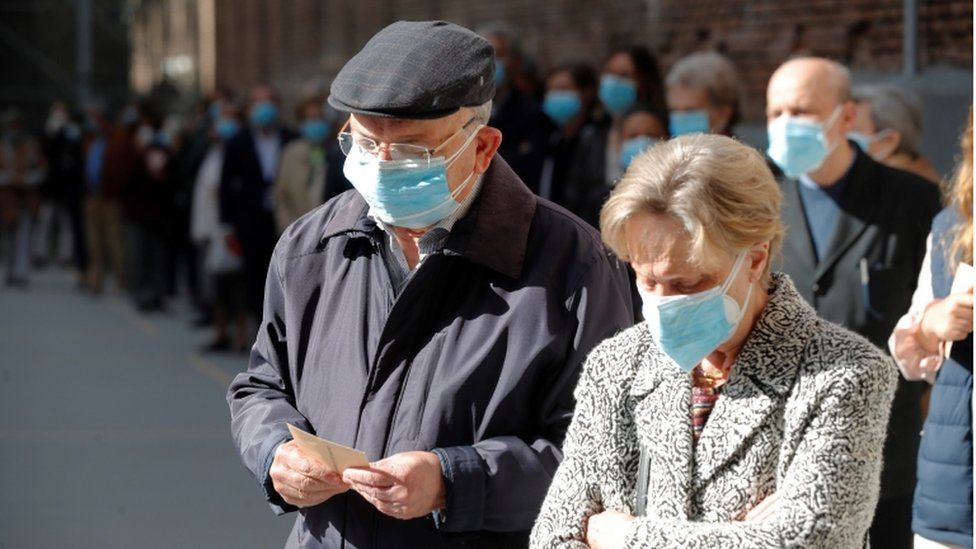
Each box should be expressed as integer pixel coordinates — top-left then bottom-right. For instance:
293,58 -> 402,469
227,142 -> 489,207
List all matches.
813,154 -> 881,282
780,178 -> 818,278
631,344 -> 695,520
693,274 -> 817,487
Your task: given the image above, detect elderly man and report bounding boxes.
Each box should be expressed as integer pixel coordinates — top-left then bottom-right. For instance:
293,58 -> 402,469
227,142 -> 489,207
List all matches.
851,84 -> 942,184
665,51 -> 742,137
227,21 -> 634,549
766,57 -> 941,549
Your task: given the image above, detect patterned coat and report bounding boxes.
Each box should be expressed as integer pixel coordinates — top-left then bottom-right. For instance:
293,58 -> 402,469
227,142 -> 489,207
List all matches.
530,273 -> 898,548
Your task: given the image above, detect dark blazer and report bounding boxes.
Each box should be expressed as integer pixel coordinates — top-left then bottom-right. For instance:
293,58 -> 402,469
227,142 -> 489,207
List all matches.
779,150 -> 941,502
219,126 -> 297,312
562,119 -> 611,229
227,156 -> 636,548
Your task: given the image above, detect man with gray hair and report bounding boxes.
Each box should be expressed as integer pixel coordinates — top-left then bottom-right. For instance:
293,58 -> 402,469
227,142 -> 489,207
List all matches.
227,20 -> 634,548
851,84 -> 941,183
767,57 -> 941,549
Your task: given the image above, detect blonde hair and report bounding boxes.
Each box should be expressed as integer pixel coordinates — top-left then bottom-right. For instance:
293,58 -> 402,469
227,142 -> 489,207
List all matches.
600,134 -> 784,282
944,107 -> 973,269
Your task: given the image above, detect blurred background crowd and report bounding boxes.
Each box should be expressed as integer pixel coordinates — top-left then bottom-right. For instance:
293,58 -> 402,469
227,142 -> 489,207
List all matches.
0,0 -> 971,355
0,1 -> 971,547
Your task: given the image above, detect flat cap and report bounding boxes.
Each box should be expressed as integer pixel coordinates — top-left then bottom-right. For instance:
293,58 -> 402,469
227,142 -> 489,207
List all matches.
328,21 -> 495,120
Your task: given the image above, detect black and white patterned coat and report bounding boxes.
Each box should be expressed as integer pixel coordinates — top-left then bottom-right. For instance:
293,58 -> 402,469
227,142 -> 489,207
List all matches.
530,273 -> 898,548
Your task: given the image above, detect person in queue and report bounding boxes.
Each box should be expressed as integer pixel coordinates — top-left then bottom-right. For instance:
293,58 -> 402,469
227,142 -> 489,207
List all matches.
851,83 -> 942,184
531,133 -> 897,548
665,51 -> 742,137
227,20 -> 634,548
766,57 -> 942,549
565,45 -> 667,227
890,109 -> 973,549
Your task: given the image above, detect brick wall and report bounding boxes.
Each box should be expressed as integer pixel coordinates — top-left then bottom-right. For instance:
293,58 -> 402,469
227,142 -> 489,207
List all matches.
195,0 -> 973,122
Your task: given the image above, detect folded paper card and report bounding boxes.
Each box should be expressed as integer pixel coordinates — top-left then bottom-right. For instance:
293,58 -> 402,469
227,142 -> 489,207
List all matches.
287,424 -> 369,473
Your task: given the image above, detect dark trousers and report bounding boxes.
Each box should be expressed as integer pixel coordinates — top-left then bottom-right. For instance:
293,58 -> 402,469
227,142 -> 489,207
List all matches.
870,496 -> 913,549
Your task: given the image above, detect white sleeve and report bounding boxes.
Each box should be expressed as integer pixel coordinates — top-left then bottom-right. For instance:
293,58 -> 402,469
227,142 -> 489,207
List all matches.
888,233 -> 943,382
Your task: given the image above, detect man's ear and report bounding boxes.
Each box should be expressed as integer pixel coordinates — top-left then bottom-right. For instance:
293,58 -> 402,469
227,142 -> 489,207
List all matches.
473,127 -> 502,174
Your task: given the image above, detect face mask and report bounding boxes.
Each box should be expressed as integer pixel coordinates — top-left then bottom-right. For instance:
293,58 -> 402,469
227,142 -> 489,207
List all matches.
599,74 -> 638,117
301,119 -> 331,143
669,109 -> 710,136
64,123 -> 82,142
208,101 -> 223,121
155,130 -> 171,149
638,252 -> 754,372
619,136 -> 657,171
766,106 -> 842,179
343,124 -> 482,229
216,118 -> 240,140
847,129 -> 893,159
493,59 -> 506,87
543,91 -> 582,126
250,101 -> 278,128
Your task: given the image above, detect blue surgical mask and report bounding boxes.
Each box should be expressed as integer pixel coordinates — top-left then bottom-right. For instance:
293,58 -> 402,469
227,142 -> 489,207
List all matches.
638,252 -> 753,372
208,101 -> 223,121
543,91 -> 582,126
619,136 -> 657,171
766,106 -> 842,179
669,109 -> 710,136
494,59 -> 506,87
301,119 -> 331,143
64,123 -> 82,142
599,75 -> 638,117
216,118 -> 240,140
342,125 -> 482,229
250,101 -> 279,128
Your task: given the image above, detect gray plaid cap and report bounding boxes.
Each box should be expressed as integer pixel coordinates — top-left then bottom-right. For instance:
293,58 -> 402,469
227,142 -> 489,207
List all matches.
328,20 -> 496,120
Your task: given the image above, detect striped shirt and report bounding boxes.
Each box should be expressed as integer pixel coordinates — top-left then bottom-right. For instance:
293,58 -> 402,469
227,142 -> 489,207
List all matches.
691,359 -> 734,442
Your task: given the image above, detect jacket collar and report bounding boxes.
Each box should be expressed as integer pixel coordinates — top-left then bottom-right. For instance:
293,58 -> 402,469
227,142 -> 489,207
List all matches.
630,273 -> 820,490
320,155 -> 537,279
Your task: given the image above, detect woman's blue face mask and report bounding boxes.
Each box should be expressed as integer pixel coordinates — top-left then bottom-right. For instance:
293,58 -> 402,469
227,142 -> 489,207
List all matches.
637,252 -> 753,372
599,74 -> 638,117
543,91 -> 583,127
342,121 -> 484,229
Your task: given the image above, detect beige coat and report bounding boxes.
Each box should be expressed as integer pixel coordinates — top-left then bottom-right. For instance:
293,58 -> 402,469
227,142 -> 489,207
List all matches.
273,139 -> 326,233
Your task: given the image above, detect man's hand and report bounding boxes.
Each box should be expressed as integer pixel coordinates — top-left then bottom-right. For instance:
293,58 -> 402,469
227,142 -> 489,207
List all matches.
920,292 -> 974,347
585,510 -> 636,549
269,440 -> 349,508
342,451 -> 446,520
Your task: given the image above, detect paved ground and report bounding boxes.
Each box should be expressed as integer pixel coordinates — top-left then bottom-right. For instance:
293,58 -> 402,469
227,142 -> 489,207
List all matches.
0,269 -> 294,548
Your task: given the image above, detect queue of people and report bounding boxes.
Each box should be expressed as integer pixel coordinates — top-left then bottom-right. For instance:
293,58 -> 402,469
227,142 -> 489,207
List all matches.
0,17 -> 970,549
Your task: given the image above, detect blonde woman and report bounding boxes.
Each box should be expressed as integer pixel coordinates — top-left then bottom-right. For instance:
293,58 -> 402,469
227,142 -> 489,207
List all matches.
889,109 -> 973,549
530,134 -> 897,549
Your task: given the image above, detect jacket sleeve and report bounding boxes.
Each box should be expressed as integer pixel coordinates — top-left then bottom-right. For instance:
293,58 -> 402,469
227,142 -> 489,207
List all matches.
227,247 -> 310,515
433,251 -> 636,534
529,331 -> 639,548
218,141 -> 236,225
619,343 -> 898,548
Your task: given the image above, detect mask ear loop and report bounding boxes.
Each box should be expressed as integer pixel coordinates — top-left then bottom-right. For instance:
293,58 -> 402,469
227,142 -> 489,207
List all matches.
720,252 -> 749,293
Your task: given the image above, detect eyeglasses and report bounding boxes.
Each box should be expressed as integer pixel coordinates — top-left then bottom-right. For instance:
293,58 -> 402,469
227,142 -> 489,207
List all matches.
338,116 -> 479,165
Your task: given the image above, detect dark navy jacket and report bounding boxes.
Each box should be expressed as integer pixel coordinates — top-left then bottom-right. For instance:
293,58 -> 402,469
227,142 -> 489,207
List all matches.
913,207 -> 973,547
227,156 -> 635,548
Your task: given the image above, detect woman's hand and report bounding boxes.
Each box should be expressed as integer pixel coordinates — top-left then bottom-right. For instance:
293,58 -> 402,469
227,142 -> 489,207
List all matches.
586,510 -> 636,549
919,291 -> 974,350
